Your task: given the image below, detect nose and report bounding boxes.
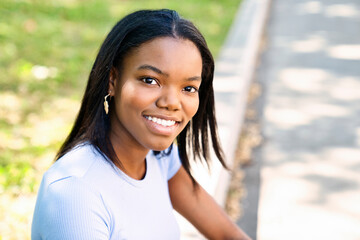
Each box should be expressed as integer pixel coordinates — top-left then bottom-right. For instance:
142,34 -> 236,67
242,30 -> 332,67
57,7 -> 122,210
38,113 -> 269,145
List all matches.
156,87 -> 181,111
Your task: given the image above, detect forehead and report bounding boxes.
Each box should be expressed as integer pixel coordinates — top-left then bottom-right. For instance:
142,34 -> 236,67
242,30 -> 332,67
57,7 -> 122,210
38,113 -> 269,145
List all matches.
122,37 -> 203,75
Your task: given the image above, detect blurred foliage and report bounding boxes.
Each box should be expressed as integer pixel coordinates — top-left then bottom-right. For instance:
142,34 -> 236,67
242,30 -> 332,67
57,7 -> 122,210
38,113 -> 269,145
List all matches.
0,0 -> 241,239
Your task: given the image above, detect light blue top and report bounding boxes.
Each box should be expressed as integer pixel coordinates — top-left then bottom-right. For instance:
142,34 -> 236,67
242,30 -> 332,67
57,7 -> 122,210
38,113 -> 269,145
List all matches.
31,143 -> 181,240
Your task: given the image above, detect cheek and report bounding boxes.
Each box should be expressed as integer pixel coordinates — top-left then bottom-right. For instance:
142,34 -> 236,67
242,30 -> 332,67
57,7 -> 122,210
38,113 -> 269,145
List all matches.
184,97 -> 200,118
118,82 -> 152,111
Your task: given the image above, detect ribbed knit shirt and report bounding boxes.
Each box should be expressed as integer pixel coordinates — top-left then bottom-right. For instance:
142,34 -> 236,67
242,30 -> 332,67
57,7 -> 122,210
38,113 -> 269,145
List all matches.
31,143 -> 181,240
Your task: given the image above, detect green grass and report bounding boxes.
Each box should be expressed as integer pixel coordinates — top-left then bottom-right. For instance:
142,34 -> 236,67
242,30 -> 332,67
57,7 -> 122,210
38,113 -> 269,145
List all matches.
0,0 -> 241,238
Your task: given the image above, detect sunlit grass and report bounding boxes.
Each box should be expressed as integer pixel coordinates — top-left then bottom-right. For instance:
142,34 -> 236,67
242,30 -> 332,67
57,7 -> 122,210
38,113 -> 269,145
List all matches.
0,0 -> 241,238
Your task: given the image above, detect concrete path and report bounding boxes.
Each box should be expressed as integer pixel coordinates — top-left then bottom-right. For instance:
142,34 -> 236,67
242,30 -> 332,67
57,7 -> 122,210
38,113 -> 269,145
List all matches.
247,0 -> 360,239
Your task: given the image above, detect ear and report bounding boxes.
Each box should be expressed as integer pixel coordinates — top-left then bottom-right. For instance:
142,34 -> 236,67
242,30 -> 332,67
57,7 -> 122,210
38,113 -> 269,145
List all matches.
108,67 -> 117,96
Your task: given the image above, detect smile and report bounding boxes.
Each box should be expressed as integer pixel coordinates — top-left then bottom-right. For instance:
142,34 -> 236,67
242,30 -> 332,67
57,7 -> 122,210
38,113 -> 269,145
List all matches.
144,116 -> 177,127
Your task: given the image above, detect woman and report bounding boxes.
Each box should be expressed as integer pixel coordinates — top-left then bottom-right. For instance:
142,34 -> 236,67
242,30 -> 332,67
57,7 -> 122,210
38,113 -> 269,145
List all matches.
32,9 -> 250,240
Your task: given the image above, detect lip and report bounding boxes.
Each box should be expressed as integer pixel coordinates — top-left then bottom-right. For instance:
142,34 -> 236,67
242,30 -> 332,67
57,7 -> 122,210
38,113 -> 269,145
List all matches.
142,114 -> 181,136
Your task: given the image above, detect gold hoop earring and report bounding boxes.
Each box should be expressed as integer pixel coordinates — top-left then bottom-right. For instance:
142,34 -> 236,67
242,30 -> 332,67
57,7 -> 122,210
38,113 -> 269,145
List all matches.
104,93 -> 110,114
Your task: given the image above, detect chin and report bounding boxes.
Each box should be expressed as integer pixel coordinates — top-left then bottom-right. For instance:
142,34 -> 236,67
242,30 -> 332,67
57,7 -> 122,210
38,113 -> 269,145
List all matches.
148,141 -> 174,152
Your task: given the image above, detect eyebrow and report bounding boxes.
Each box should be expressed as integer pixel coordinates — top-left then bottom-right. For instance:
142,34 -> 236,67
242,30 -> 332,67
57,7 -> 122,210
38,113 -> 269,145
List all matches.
137,64 -> 168,76
137,64 -> 201,81
187,76 -> 202,81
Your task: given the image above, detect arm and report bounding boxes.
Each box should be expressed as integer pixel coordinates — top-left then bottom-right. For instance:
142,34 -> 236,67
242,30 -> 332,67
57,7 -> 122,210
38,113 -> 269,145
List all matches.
168,166 -> 251,240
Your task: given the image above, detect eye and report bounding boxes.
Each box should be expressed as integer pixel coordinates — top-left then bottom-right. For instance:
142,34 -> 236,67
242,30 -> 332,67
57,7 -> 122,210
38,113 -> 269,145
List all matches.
183,86 -> 198,93
141,77 -> 158,85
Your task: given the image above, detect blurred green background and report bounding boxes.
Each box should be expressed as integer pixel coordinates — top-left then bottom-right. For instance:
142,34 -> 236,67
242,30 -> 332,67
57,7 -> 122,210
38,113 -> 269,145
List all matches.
0,0 -> 241,239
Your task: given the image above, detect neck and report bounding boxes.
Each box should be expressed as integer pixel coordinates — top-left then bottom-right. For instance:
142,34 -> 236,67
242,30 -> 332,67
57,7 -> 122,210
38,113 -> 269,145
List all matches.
109,130 -> 149,181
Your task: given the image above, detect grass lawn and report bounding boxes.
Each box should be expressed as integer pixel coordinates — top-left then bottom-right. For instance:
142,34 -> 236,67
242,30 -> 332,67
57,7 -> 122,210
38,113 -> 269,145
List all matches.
0,0 -> 242,238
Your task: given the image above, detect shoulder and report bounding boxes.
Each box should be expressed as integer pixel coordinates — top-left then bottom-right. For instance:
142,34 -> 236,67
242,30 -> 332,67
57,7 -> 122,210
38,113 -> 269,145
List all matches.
37,143 -> 109,209
32,175 -> 111,240
32,144 -> 114,239
152,144 -> 182,180
43,143 -> 103,186
43,175 -> 103,207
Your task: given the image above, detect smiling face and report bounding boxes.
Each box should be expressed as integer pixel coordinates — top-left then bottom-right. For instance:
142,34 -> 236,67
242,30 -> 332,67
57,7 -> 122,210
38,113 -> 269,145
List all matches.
109,37 -> 203,151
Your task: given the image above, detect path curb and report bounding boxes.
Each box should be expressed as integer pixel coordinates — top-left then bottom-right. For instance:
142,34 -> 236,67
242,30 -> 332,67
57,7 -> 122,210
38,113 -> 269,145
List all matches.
213,0 -> 272,206
179,0 -> 272,238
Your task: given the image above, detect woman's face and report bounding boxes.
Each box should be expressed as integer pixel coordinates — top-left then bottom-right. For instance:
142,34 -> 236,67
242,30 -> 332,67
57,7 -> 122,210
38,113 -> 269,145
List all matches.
109,37 -> 203,151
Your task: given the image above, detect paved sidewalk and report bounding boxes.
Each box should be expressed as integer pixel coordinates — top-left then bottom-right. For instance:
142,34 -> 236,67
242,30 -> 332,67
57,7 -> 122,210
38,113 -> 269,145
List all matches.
248,0 -> 360,239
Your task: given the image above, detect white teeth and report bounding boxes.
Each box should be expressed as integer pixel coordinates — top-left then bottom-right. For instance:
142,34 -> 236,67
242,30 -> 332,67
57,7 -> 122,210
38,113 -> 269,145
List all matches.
145,116 -> 176,127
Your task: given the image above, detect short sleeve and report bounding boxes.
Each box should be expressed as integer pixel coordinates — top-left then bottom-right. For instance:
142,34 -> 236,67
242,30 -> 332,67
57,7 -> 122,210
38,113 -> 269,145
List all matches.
31,177 -> 110,240
166,145 -> 182,180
